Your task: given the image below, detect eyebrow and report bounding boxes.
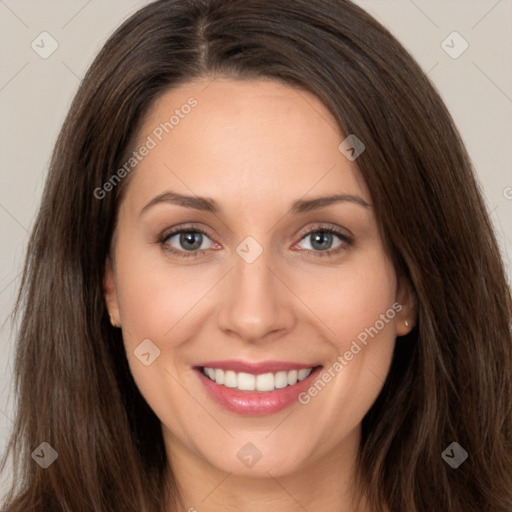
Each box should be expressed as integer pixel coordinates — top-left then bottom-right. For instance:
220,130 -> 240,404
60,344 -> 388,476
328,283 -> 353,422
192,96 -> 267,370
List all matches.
140,191 -> 371,217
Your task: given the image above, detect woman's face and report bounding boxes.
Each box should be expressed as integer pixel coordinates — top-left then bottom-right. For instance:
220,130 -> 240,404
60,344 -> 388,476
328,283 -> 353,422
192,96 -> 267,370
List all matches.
104,78 -> 414,479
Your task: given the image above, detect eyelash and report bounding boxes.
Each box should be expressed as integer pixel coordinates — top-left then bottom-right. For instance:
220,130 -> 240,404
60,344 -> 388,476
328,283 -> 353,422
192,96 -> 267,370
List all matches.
158,224 -> 353,260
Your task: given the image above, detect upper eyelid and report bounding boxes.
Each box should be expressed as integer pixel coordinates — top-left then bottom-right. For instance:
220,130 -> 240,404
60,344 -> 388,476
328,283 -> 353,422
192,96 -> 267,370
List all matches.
162,222 -> 348,235
299,225 -> 351,238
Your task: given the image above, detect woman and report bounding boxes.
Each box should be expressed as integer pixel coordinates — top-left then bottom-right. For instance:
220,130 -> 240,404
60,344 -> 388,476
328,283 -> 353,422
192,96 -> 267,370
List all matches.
1,0 -> 511,511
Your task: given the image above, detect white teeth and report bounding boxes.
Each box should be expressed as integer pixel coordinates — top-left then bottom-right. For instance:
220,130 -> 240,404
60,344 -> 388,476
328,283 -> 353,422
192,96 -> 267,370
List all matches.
274,371 -> 288,389
214,368 -> 224,385
224,370 -> 237,388
256,373 -> 274,392
298,368 -> 312,381
238,372 -> 256,391
202,366 -> 315,392
287,369 -> 298,385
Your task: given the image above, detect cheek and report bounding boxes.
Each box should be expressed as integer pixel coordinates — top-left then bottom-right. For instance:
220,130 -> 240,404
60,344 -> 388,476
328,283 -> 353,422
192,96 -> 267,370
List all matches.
293,252 -> 398,430
112,242 -> 206,435
293,250 -> 398,346
113,240 -> 215,345
111,240 -> 218,420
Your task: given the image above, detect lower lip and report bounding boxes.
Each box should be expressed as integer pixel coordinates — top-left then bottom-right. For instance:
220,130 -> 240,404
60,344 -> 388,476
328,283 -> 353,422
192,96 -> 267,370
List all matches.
195,366 -> 323,416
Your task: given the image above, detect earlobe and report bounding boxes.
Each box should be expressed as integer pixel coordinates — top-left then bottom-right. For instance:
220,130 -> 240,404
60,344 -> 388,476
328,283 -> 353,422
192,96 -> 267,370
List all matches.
103,255 -> 120,326
395,275 -> 417,336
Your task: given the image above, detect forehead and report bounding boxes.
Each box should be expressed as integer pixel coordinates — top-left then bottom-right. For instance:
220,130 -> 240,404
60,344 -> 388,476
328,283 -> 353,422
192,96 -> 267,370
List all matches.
123,78 -> 370,215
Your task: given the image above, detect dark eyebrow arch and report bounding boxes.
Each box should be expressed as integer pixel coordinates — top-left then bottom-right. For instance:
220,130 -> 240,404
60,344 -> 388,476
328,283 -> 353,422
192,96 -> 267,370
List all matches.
140,192 -> 221,216
140,191 -> 371,217
290,194 -> 371,213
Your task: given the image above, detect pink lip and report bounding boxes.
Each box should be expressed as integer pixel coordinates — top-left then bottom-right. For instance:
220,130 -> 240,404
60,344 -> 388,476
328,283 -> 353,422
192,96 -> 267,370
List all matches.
194,364 -> 323,416
195,359 -> 318,374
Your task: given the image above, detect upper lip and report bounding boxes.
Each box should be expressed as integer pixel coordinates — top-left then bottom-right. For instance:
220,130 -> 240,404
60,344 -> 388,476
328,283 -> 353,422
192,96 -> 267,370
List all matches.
194,360 -> 322,374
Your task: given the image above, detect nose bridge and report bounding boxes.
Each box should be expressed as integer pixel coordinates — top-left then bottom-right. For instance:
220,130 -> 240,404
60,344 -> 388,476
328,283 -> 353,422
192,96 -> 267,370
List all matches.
216,237 -> 294,341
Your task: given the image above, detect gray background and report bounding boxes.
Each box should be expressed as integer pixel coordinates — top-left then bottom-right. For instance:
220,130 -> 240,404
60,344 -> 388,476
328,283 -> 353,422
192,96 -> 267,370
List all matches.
1,0 -> 511,494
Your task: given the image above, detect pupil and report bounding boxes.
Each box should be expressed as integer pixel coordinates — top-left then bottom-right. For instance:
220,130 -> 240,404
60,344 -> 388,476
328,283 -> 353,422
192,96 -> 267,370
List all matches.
312,232 -> 331,250
181,232 -> 202,250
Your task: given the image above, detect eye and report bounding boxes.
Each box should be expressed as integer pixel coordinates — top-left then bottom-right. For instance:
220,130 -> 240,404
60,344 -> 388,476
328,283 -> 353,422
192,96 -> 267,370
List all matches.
294,225 -> 353,258
158,223 -> 353,260
159,226 -> 218,259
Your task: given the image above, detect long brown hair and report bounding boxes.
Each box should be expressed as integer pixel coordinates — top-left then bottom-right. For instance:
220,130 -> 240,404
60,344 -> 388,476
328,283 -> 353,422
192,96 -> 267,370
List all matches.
2,1 -> 511,510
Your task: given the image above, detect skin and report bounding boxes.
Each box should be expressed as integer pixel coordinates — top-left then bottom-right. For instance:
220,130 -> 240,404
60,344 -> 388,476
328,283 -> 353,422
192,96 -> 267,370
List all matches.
104,77 -> 416,512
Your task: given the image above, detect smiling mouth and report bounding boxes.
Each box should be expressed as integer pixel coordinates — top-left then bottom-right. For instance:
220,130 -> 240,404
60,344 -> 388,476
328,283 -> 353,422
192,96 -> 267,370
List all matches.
193,363 -> 324,416
198,365 -> 322,393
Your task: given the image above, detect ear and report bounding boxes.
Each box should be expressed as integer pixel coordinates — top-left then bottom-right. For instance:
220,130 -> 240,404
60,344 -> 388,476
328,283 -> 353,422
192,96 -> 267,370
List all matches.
103,255 -> 120,326
395,275 -> 417,336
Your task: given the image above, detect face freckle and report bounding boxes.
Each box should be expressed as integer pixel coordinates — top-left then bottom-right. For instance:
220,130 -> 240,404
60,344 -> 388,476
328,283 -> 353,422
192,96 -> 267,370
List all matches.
103,77 -> 413,482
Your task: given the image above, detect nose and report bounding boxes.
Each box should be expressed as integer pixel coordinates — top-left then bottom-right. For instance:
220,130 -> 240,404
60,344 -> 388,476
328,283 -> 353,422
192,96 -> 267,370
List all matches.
216,248 -> 296,343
